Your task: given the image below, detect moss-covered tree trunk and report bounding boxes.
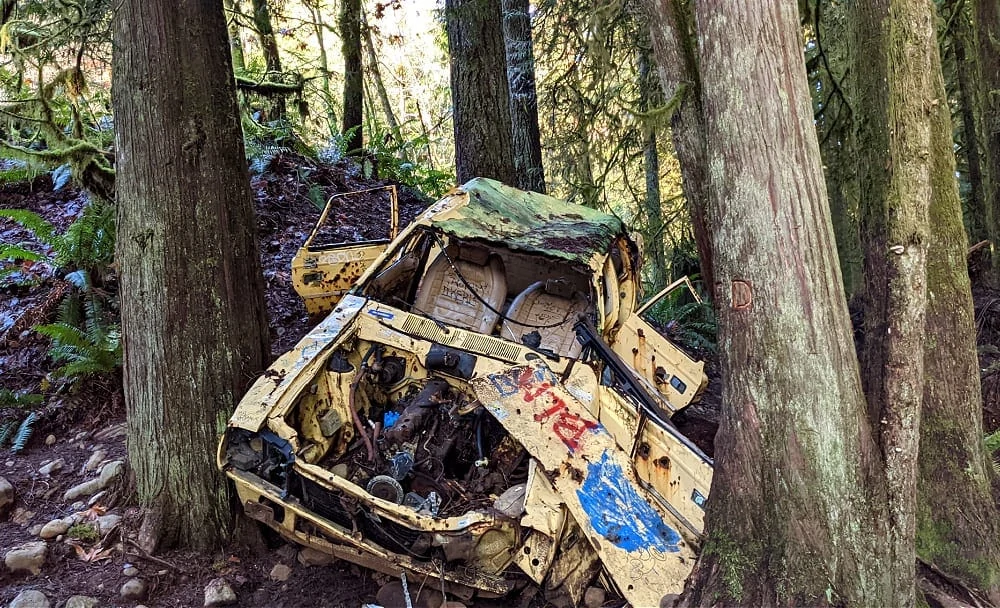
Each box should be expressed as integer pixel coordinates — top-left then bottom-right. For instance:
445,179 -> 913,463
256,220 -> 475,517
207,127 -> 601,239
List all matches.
501,0 -> 545,193
224,0 -> 246,73
668,0 -> 891,604
948,0 -> 990,242
250,0 -> 284,119
340,0 -> 363,152
643,0 -> 713,294
112,0 -> 270,552
976,0 -> 1000,259
637,41 -> 667,292
446,0 -> 516,185
914,35 -> 1000,599
852,1 -> 934,604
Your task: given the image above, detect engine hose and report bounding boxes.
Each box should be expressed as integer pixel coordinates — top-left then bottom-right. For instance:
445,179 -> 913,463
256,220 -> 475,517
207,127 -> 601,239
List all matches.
349,372 -> 375,462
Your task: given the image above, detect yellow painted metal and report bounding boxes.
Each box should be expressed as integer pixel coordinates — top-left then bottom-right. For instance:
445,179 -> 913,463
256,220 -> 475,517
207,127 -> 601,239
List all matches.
472,362 -> 699,607
291,186 -> 400,315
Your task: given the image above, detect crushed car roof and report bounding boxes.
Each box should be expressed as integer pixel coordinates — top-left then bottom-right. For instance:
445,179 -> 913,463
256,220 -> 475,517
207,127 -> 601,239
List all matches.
429,178 -> 626,267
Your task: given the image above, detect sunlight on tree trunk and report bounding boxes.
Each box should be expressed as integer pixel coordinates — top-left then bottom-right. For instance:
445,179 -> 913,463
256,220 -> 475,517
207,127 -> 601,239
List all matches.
637,40 -> 667,292
668,0 -> 892,603
112,0 -> 270,552
224,0 -> 246,73
446,0 -> 516,185
502,0 -> 545,193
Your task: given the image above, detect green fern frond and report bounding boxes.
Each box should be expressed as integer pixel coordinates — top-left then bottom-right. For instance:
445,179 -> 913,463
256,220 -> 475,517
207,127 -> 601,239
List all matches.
11,411 -> 36,453
0,244 -> 45,262
0,389 -> 43,409
985,430 -> 1000,455
0,208 -> 56,246
0,419 -> 16,447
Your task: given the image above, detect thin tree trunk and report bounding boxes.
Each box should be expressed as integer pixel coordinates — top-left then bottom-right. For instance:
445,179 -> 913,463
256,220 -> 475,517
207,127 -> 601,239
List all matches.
362,10 -> 401,144
250,0 -> 281,74
915,32 -> 1000,598
643,0 -> 714,295
976,0 -> 1000,267
501,0 -> 545,193
224,0 -> 245,73
671,0 -> 891,603
445,0 -> 516,185
112,0 -> 270,552
637,40 -> 667,292
306,1 -> 336,135
853,0 -> 934,603
340,0 -> 363,152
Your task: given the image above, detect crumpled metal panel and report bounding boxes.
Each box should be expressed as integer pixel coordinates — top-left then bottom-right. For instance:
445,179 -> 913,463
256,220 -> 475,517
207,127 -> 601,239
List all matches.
472,362 -> 697,607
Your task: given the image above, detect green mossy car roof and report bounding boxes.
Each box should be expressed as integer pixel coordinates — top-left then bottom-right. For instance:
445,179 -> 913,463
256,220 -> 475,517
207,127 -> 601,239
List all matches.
431,178 -> 625,267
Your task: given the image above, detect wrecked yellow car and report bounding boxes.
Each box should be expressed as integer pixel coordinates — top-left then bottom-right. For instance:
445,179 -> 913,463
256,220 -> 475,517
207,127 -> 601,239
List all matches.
218,178 -> 714,607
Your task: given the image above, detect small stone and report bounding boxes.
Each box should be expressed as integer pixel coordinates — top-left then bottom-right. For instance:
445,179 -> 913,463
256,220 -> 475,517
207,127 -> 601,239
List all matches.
5,459 -> 14,467
121,577 -> 147,601
275,543 -> 297,562
93,423 -> 126,441
82,449 -> 106,474
0,475 -> 14,515
63,479 -> 101,502
39,519 -> 69,539
28,524 -> 42,536
72,430 -> 89,442
96,513 -> 122,535
44,434 -> 56,446
204,577 -> 237,607
297,547 -> 336,567
87,491 -> 106,507
123,565 -> 139,576
9,589 -> 50,608
11,507 -> 34,525
269,563 -> 292,582
70,501 -> 86,511
584,586 -> 606,608
38,458 -> 64,477
98,460 -> 124,487
65,595 -> 100,608
5,541 -> 48,574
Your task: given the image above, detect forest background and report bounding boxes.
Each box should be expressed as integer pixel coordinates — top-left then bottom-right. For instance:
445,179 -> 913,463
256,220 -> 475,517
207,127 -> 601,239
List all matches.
3,0 -> 1000,606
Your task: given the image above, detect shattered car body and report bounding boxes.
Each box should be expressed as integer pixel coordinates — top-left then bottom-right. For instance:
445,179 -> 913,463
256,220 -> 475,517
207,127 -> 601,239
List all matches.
219,179 -> 714,606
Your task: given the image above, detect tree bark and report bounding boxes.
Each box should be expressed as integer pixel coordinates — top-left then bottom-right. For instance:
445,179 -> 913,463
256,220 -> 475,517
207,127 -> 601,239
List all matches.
250,0 -> 281,74
112,0 -> 270,551
975,0 -> 1000,264
915,33 -> 1000,597
852,0 -> 934,603
643,0 -> 714,295
445,0 -> 516,185
949,1 -> 989,242
673,0 -> 891,604
637,41 -> 668,292
224,0 -> 246,73
340,0 -> 363,152
305,0 -> 337,136
501,0 -> 545,193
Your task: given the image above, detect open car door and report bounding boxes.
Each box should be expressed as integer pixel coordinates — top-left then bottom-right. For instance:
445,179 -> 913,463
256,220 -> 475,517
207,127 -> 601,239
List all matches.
291,186 -> 399,315
610,276 -> 708,415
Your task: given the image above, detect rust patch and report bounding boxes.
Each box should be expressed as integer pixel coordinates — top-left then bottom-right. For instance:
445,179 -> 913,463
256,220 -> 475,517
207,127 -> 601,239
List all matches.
655,456 -> 671,469
731,280 -> 752,310
636,442 -> 650,459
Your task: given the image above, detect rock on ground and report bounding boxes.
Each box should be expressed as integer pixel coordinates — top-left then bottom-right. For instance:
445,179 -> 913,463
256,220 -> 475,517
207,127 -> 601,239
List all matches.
4,541 -> 47,575
65,596 -> 100,608
38,519 -> 69,540
120,577 -> 147,601
9,589 -> 50,608
0,476 -> 14,515
204,577 -> 238,607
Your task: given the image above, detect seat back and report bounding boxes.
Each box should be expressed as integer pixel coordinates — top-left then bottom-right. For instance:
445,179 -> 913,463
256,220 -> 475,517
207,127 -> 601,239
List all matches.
413,244 -> 507,333
501,280 -> 588,358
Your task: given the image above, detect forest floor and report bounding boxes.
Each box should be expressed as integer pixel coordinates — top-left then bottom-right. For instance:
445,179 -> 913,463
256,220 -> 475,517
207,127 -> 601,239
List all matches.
0,155 -> 997,608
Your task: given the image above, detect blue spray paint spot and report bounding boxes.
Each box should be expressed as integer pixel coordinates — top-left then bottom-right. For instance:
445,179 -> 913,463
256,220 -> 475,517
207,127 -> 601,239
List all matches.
577,453 -> 682,553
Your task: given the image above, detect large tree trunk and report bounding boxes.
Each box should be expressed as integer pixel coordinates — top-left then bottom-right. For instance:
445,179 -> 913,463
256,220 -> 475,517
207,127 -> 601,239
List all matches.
501,0 -> 544,193
672,0 -> 891,604
340,0 -> 363,152
914,34 -> 1000,598
637,41 -> 668,292
643,0 -> 714,295
446,0 -> 516,185
852,0 -> 934,603
112,0 -> 270,552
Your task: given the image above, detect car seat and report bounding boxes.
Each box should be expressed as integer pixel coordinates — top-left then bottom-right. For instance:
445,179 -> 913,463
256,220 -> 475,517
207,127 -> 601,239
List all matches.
501,279 -> 588,358
413,243 -> 507,333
